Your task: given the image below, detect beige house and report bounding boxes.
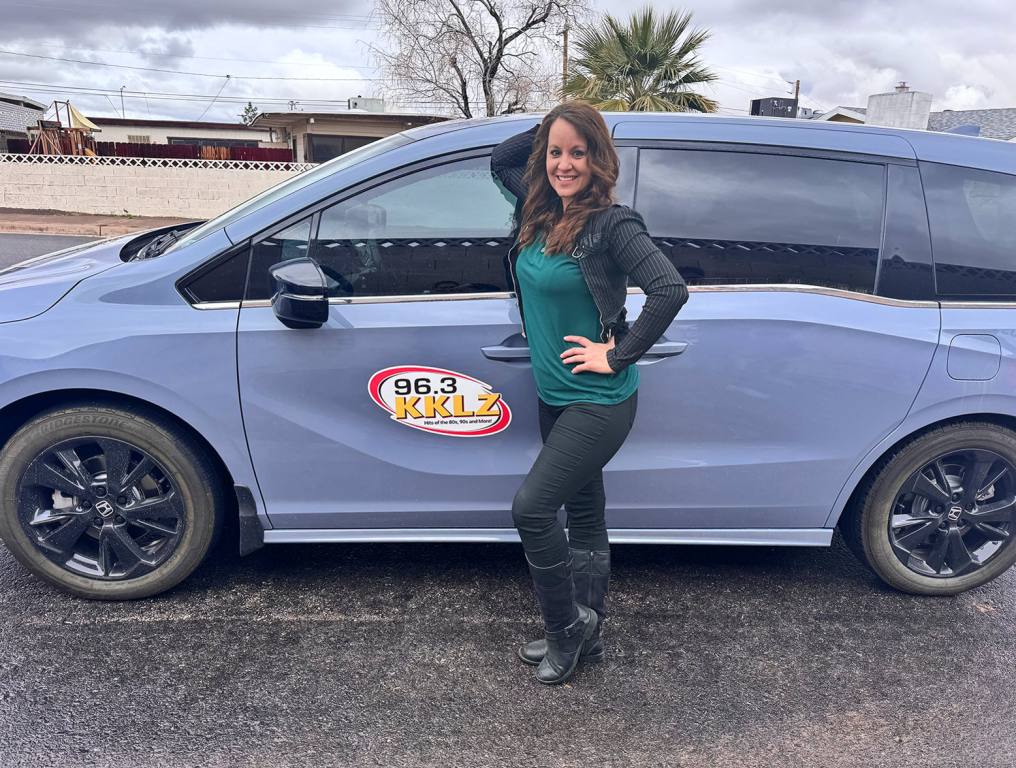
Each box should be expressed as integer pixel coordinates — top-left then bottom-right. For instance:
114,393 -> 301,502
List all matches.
812,106 -> 867,124
86,117 -> 279,148
251,111 -> 450,164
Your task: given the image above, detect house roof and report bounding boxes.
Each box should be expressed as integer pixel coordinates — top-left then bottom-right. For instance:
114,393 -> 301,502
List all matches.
928,107 -> 1016,140
0,92 -> 46,111
812,106 -> 867,123
251,111 -> 449,130
86,116 -> 268,132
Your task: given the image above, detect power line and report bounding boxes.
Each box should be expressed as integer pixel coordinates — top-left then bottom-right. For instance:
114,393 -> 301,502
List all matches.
40,43 -> 378,73
713,65 -> 796,89
717,79 -> 777,99
0,78 -> 448,109
0,49 -> 382,81
196,75 -> 231,120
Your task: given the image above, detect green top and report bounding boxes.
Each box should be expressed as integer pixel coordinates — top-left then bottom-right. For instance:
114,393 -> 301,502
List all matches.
516,236 -> 639,406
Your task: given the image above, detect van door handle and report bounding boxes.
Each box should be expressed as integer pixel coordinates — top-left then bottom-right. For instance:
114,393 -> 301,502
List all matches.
636,340 -> 688,366
482,333 -> 530,362
481,344 -> 531,361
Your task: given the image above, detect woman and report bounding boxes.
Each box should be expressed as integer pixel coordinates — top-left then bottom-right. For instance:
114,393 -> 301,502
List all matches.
491,102 -> 689,685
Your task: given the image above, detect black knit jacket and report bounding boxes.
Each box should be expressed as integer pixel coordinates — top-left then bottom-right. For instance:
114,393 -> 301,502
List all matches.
490,124 -> 689,373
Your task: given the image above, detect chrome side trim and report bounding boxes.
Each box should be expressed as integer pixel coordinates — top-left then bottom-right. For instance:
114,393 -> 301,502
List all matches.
683,284 -> 938,307
193,300 -> 242,310
940,301 -> 1016,309
329,291 -> 514,305
263,527 -> 834,547
239,285 -> 935,310
241,292 -> 513,309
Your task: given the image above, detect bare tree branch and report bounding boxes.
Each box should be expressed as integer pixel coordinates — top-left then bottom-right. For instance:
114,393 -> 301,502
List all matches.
372,0 -> 587,117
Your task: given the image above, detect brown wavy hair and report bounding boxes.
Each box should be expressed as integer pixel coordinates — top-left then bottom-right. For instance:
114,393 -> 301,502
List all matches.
517,101 -> 618,254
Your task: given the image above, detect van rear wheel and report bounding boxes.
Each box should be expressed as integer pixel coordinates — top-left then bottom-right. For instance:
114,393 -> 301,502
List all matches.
841,422 -> 1016,595
0,404 -> 222,600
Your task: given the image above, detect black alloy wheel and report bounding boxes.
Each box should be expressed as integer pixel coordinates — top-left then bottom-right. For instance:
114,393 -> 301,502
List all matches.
888,449 -> 1015,578
0,405 -> 222,599
19,436 -> 185,580
841,422 -> 1016,595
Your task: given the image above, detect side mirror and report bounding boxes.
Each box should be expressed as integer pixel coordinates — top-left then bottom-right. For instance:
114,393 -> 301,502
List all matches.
269,257 -> 329,329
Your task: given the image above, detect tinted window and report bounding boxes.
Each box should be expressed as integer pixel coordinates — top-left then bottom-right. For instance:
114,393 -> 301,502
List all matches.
307,134 -> 379,163
921,162 -> 1016,297
309,156 -> 514,298
246,218 -> 313,300
181,248 -> 249,303
166,132 -> 412,254
636,149 -> 885,292
615,147 -> 637,206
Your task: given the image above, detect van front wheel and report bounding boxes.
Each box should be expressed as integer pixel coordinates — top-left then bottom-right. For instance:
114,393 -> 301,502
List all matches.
0,404 -> 222,600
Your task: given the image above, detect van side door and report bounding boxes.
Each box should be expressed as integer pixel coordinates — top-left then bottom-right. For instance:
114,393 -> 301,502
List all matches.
603,135 -> 939,535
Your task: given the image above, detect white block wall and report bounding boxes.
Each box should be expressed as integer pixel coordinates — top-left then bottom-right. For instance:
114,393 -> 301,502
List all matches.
0,163 -> 306,218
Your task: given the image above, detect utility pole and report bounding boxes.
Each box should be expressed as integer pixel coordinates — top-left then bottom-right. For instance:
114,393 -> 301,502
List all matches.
562,23 -> 569,92
786,78 -> 800,117
119,85 -> 126,118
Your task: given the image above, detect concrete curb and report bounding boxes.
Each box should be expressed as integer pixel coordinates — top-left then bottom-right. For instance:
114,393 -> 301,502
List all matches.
0,219 -> 196,237
1,223 -> 129,237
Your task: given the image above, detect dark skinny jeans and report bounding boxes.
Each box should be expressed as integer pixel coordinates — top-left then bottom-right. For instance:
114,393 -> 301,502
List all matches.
512,391 -> 638,568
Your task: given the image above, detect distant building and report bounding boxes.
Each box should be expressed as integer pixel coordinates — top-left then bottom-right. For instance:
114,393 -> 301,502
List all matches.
86,117 -> 279,149
0,92 -> 46,151
750,97 -> 798,119
811,106 -> 867,124
251,108 -> 450,164
806,83 -> 1016,140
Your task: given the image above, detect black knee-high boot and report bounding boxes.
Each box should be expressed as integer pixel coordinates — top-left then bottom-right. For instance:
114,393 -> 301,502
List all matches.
518,548 -> 609,666
524,554 -> 598,685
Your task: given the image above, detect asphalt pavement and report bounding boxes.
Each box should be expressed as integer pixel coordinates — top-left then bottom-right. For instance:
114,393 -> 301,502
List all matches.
0,233 -> 98,270
1,534 -> 1013,768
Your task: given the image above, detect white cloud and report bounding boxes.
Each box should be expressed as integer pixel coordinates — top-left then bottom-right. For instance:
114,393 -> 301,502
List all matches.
0,0 -> 1012,123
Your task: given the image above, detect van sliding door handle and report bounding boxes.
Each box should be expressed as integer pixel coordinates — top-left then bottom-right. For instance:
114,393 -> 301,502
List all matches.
645,340 -> 687,357
636,340 -> 688,365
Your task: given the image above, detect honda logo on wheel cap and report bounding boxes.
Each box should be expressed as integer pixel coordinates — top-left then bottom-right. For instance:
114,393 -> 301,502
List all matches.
95,500 -> 115,518
948,505 -> 963,521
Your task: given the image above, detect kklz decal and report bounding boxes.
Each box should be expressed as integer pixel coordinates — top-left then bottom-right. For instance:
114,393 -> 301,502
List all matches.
368,365 -> 511,437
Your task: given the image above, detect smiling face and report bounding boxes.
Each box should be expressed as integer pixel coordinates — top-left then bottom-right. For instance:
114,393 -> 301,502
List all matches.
545,117 -> 590,209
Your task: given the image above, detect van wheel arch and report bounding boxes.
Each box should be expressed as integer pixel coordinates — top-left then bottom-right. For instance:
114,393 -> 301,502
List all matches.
838,414 -> 1016,594
0,389 -> 241,551
838,413 -> 1016,530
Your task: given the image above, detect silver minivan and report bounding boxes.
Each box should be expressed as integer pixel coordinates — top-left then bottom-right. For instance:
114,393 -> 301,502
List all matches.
1,113 -> 1015,599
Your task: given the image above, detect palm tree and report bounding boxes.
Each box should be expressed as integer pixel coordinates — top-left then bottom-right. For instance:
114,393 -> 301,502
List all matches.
562,7 -> 719,112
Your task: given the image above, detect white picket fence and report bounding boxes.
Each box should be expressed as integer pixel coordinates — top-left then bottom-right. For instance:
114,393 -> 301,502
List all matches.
0,153 -> 316,173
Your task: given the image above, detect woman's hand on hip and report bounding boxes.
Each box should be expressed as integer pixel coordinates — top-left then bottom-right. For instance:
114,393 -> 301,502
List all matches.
561,335 -> 616,374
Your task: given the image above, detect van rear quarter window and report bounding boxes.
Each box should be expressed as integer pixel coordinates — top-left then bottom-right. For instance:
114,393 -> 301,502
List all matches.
921,162 -> 1016,298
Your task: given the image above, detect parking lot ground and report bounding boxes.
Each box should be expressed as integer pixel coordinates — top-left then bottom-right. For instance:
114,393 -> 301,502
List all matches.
1,534 -> 1013,768
0,207 -> 195,237
0,233 -> 98,269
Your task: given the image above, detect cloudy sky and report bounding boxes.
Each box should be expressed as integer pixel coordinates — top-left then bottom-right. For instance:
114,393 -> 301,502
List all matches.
1,0 -> 1012,124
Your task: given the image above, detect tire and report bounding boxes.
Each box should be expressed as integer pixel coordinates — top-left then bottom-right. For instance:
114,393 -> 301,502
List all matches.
0,404 -> 223,600
840,421 -> 1016,595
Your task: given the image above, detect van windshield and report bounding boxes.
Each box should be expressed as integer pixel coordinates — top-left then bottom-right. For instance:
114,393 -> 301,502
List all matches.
165,132 -> 414,253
